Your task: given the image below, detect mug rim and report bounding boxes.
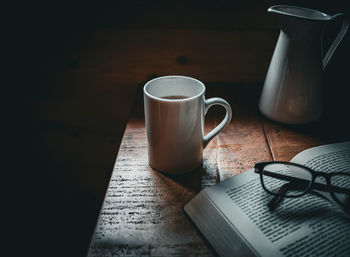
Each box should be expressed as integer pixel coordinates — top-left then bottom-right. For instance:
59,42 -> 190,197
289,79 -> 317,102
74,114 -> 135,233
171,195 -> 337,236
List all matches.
143,75 -> 205,102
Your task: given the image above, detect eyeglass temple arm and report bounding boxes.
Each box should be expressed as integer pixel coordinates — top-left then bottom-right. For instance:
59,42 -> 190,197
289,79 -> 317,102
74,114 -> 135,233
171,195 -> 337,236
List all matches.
268,183 -> 290,210
313,182 -> 349,194
262,170 -> 349,194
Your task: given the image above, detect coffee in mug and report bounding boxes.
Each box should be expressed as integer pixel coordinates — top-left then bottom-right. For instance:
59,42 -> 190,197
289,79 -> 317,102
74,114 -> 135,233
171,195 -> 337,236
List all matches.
161,95 -> 188,100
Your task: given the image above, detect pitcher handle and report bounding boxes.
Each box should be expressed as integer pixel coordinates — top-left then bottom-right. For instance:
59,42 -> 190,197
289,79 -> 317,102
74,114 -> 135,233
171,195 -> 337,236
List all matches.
322,13 -> 349,70
203,97 -> 232,148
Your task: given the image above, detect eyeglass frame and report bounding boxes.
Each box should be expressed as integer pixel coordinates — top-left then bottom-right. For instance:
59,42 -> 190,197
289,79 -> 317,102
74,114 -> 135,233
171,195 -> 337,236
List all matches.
254,161 -> 350,210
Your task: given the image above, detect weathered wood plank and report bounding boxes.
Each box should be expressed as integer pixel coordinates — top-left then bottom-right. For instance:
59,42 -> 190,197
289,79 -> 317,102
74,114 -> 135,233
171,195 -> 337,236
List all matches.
87,83 -> 349,257
262,120 -> 326,162
207,84 -> 273,180
262,117 -> 350,162
56,29 -> 278,84
87,84 -> 272,256
88,118 -> 218,257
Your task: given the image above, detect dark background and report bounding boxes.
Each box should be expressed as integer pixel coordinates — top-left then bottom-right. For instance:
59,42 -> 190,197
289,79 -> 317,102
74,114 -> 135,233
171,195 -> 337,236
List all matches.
7,0 -> 349,256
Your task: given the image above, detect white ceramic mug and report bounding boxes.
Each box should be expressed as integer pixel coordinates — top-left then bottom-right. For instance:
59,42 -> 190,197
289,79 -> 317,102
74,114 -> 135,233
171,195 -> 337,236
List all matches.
144,75 -> 232,174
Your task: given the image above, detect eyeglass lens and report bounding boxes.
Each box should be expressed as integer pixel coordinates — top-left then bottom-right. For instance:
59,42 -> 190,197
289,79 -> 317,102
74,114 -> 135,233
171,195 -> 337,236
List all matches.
262,163 -> 312,197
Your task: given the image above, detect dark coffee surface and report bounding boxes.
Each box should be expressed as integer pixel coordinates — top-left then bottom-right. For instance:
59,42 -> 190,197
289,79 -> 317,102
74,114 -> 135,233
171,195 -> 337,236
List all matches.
161,95 -> 188,100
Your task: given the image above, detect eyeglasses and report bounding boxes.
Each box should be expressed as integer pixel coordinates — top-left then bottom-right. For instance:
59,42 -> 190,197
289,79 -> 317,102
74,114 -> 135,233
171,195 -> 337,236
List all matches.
254,161 -> 350,213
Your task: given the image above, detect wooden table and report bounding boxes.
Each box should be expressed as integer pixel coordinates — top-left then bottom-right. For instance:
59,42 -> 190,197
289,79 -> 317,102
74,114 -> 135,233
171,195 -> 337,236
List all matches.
86,84 -> 348,257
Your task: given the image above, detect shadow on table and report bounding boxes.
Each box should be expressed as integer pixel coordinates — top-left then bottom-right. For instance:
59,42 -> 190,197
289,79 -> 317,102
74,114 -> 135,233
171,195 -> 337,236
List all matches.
159,163 -> 220,193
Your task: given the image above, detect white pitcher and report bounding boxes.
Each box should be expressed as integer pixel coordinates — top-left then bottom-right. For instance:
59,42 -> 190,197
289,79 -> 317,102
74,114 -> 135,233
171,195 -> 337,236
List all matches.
259,5 -> 349,124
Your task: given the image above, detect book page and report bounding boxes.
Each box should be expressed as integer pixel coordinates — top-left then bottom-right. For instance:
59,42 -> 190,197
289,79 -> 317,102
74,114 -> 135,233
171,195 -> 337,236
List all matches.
204,142 -> 350,257
291,141 -> 350,171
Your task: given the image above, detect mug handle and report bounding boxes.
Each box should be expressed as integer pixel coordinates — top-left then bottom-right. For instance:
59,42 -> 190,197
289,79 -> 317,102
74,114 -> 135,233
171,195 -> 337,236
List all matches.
322,13 -> 349,70
203,97 -> 232,148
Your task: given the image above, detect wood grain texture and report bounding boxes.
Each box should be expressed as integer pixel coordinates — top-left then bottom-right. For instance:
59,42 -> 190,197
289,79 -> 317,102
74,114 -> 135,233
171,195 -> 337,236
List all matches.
262,118 -> 350,162
262,120 -> 326,162
88,118 -> 217,257
87,84 -> 273,256
55,28 -> 277,85
86,83 -> 350,256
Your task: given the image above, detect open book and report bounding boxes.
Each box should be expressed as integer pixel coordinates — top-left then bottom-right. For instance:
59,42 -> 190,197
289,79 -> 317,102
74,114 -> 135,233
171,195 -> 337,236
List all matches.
184,142 -> 350,257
